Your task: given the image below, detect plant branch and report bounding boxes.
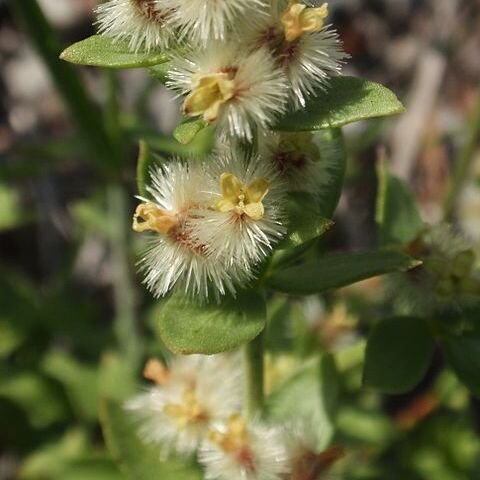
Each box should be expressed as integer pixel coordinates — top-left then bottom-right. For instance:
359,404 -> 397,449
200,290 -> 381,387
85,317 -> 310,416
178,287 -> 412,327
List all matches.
244,330 -> 265,418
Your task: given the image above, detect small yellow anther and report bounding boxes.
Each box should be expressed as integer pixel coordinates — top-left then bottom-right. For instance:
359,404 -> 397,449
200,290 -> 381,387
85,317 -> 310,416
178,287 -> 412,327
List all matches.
208,414 -> 249,453
215,173 -> 269,221
183,73 -> 236,123
281,1 -> 329,42
132,203 -> 179,234
164,388 -> 209,429
143,359 -> 169,385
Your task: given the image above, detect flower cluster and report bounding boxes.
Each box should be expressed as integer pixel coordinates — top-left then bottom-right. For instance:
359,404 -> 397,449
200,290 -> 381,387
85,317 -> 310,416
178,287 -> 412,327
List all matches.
97,0 -> 346,140
389,224 -> 480,315
95,1 -> 346,299
127,355 -> 344,480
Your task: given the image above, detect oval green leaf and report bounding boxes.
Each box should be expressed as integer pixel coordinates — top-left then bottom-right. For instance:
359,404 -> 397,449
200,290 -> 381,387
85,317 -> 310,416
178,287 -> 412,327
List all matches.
275,76 -> 405,131
363,317 -> 434,394
376,161 -> 424,246
100,399 -> 202,480
442,334 -> 480,398
265,355 -> 339,449
157,291 -> 266,354
60,35 -> 169,69
266,249 -> 419,295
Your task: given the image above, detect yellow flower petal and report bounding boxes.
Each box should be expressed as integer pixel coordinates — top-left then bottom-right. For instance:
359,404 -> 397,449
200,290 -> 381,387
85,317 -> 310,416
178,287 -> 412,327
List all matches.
220,172 -> 243,202
245,178 -> 270,203
183,73 -> 235,123
281,1 -> 329,42
243,202 -> 265,221
132,203 -> 179,234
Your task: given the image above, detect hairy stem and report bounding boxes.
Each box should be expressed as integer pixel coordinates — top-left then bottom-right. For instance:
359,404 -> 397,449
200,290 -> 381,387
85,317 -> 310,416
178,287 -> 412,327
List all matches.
108,184 -> 142,371
244,330 -> 265,418
443,88 -> 480,220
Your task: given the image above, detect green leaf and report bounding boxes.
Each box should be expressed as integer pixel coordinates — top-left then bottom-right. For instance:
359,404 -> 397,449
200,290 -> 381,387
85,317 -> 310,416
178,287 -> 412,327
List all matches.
100,399 -> 202,480
60,35 -> 169,69
0,371 -> 69,429
282,191 -> 333,248
363,317 -> 435,394
149,63 -> 170,83
266,249 -> 419,295
42,352 -> 99,421
315,128 -> 347,217
442,334 -> 480,397
265,355 -> 339,449
18,428 -> 90,480
376,161 -> 424,246
157,291 -> 266,354
275,76 -> 405,131
99,351 -> 137,402
173,117 -> 208,145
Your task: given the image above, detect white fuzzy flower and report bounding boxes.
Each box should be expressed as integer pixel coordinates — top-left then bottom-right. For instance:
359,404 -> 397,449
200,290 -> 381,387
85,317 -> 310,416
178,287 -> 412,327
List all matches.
259,131 -> 332,195
247,1 -> 346,108
95,0 -> 173,52
126,355 -> 242,457
159,0 -> 267,45
197,150 -> 287,272
200,415 -> 288,480
167,43 -> 289,140
132,161 -> 248,299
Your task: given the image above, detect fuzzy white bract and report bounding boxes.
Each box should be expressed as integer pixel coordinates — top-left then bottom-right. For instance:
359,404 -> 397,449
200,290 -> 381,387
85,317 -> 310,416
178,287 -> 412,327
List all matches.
126,355 -> 242,457
160,0 -> 267,45
95,0 -> 172,52
200,415 -> 288,480
198,150 -> 287,272
133,161 -> 247,300
167,43 -> 289,140
246,1 -> 346,108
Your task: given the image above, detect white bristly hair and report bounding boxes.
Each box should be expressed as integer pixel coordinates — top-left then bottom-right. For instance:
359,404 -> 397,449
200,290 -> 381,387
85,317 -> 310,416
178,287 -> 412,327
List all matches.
135,161 -> 250,300
246,0 -> 347,108
195,150 -> 287,272
200,416 -> 288,480
167,42 -> 289,141
125,355 -> 242,458
95,0 -> 173,52
158,0 -> 268,45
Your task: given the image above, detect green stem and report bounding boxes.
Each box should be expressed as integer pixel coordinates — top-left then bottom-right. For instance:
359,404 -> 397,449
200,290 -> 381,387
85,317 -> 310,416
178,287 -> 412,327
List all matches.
244,330 -> 265,418
108,184 -> 142,371
10,0 -> 120,174
443,88 -> 480,221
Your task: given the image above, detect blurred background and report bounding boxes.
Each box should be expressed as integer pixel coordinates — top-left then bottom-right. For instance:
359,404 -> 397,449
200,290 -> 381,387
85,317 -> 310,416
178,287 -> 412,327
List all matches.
1,0 -> 480,479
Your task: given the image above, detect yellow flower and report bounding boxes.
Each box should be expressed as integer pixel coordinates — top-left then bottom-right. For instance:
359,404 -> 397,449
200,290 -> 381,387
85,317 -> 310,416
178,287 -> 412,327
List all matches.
215,173 -> 269,221
183,72 -> 236,123
281,1 -> 329,42
132,202 -> 179,234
